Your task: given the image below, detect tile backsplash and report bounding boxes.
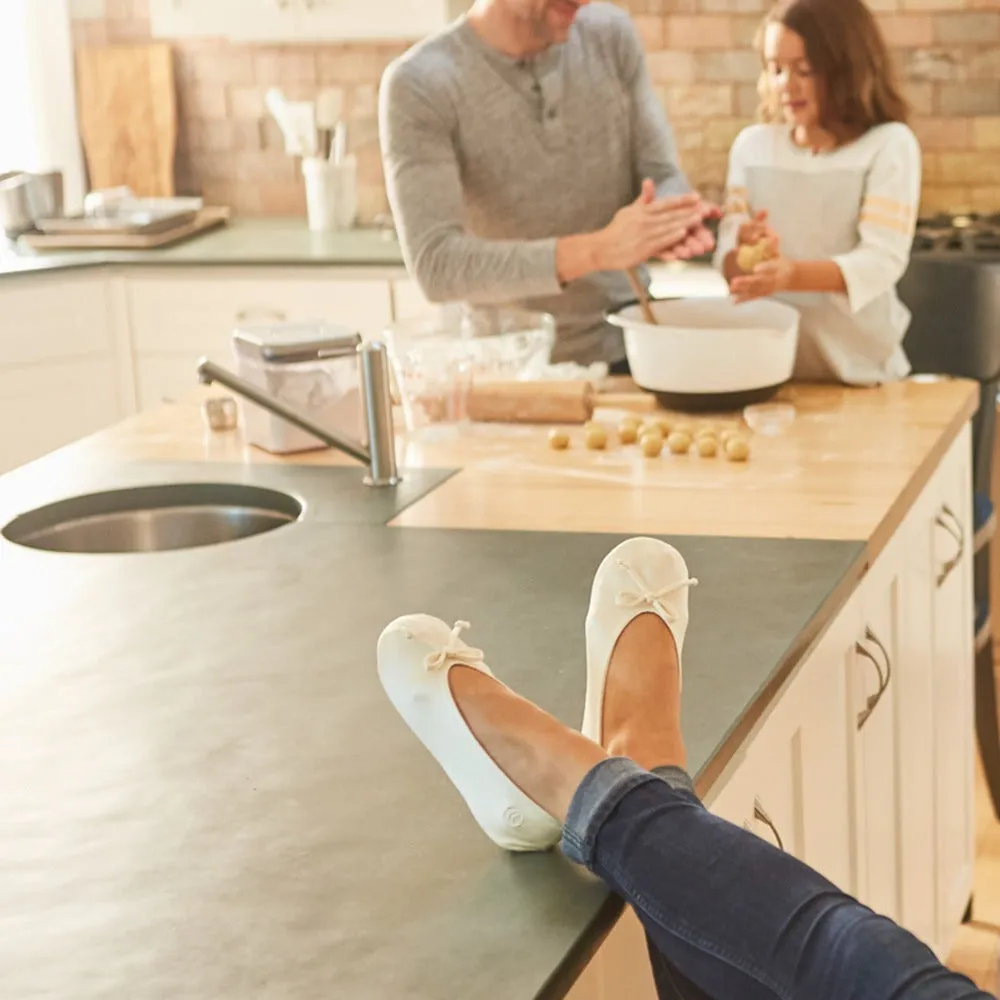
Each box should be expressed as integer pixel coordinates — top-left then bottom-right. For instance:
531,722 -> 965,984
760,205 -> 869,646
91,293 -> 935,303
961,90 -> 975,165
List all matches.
71,0 -> 1000,222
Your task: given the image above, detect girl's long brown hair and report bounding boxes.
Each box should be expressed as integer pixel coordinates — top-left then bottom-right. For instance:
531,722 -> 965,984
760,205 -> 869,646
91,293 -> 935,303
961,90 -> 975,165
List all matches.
757,0 -> 910,143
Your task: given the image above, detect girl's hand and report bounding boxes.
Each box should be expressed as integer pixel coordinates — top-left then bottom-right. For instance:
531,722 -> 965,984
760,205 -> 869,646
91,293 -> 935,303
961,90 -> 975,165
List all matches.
737,210 -> 775,248
730,257 -> 797,303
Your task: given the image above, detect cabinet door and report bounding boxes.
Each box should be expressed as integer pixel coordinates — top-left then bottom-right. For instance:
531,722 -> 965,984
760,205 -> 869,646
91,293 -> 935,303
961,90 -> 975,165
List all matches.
930,431 -> 976,954
0,273 -> 126,472
709,597 -> 856,890
0,359 -> 123,474
127,270 -> 394,410
851,547 -> 903,924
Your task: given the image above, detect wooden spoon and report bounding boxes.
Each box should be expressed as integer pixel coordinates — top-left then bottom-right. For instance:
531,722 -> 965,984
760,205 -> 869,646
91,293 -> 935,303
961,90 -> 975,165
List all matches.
625,267 -> 658,325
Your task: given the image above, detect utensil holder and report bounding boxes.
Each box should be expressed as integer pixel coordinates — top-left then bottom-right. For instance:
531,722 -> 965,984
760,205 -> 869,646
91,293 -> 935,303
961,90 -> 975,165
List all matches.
302,156 -> 357,233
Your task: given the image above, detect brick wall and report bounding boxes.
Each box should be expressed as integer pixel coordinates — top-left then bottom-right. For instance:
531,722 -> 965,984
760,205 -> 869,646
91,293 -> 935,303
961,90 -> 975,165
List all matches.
71,0 -> 1000,223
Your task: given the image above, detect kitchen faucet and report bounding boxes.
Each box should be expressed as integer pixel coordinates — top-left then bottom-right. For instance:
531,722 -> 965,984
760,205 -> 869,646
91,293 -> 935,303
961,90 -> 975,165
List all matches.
196,341 -> 401,488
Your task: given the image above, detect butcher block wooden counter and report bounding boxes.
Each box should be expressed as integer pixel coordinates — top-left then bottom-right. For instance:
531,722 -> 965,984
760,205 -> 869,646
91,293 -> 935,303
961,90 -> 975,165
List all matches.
60,376 -> 978,558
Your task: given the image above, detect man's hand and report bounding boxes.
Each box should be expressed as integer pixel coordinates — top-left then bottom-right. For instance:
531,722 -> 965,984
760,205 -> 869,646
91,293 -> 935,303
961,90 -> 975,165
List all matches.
655,197 -> 720,261
555,182 -> 718,284
729,256 -> 797,304
594,180 -> 703,271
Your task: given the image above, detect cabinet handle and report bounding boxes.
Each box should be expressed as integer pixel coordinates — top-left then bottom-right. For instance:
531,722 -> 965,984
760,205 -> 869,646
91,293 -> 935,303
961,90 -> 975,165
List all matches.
235,307 -> 287,324
750,799 -> 784,851
935,504 -> 965,588
855,625 -> 892,731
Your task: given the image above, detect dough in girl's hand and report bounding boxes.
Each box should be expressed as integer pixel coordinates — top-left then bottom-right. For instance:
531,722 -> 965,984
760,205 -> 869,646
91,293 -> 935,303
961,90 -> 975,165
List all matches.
737,239 -> 776,273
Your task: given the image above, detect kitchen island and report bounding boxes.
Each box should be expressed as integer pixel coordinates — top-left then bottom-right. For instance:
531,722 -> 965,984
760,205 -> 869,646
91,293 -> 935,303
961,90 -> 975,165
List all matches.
0,378 -> 981,999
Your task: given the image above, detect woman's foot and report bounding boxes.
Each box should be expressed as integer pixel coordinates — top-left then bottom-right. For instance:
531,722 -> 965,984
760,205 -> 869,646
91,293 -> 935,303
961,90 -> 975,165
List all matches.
377,614 -> 567,851
583,538 -> 696,770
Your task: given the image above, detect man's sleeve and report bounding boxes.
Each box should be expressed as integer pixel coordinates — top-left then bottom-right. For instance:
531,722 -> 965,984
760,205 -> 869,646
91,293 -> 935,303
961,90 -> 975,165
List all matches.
378,61 -> 564,304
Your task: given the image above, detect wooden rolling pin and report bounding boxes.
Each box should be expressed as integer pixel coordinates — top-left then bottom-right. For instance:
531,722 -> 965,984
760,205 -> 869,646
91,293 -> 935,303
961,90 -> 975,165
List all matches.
466,380 -> 595,424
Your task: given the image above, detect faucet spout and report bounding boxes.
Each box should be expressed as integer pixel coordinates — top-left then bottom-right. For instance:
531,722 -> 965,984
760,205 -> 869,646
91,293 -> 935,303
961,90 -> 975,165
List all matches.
196,342 -> 401,488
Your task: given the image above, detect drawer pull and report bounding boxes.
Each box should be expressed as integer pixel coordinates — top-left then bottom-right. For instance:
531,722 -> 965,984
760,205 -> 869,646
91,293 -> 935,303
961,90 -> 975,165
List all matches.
751,799 -> 784,851
855,625 -> 891,731
235,307 -> 287,324
935,504 -> 965,588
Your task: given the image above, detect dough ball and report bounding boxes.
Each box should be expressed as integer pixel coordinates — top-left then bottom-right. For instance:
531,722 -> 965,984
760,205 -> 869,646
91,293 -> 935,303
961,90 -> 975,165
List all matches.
737,239 -> 775,273
618,418 -> 640,445
585,426 -> 608,451
667,431 -> 692,455
697,436 -> 718,458
725,436 -> 751,462
548,428 -> 570,451
640,432 -> 664,458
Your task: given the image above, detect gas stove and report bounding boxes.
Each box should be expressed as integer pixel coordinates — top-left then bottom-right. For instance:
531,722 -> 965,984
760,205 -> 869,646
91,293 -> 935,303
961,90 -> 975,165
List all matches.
901,211 -> 1000,384
913,213 -> 1000,257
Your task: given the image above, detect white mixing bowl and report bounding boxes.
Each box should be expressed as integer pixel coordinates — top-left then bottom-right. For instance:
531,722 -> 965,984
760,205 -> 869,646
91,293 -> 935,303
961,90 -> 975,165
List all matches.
606,297 -> 801,411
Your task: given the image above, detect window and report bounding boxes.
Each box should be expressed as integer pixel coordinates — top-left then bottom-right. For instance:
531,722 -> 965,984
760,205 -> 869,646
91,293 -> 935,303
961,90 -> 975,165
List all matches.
0,0 -> 85,210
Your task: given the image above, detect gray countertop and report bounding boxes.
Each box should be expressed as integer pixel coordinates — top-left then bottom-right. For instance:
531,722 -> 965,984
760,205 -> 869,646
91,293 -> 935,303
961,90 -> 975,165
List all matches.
0,458 -> 866,1000
0,217 -> 407,278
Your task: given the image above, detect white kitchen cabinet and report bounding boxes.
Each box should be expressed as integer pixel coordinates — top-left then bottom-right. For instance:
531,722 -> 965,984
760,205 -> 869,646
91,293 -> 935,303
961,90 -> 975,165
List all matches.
149,0 -> 465,42
0,271 -> 128,474
125,268 -> 394,410
928,428 -> 976,957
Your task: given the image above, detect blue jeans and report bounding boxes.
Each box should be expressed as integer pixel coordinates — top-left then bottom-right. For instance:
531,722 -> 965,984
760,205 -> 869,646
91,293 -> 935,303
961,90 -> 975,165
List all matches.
561,759 -> 989,1000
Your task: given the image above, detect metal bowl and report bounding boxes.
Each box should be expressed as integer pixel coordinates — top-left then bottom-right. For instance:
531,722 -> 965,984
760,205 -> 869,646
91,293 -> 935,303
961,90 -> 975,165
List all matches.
0,172 -> 35,238
0,170 -> 65,238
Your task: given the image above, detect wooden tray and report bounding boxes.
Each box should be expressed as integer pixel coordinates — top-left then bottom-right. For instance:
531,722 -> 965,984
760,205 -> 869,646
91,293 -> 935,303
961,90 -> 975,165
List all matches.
34,209 -> 198,237
20,206 -> 230,251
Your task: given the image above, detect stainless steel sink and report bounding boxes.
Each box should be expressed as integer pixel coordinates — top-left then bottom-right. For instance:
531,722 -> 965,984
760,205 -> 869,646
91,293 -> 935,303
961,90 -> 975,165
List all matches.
1,483 -> 303,554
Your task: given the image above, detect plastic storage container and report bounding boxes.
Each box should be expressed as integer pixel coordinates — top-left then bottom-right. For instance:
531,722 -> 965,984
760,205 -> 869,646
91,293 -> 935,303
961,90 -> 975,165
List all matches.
232,321 -> 366,454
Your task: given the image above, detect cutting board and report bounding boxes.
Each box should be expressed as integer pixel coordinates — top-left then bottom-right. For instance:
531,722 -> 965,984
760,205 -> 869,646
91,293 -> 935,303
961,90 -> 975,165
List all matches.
20,206 -> 230,251
75,43 -> 178,198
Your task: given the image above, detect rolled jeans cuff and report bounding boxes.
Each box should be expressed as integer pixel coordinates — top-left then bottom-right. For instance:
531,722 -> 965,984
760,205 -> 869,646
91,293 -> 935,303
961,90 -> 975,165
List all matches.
561,758 -> 696,867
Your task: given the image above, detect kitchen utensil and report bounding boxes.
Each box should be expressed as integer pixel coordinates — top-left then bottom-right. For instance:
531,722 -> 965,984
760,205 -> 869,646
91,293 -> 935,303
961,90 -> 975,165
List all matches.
606,297 -> 801,412
232,321 -> 365,454
467,380 -> 595,424
744,402 -> 796,436
332,122 -> 348,165
626,267 -> 658,325
75,43 -> 177,197
265,88 -> 296,151
316,87 -> 346,163
0,172 -> 39,238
